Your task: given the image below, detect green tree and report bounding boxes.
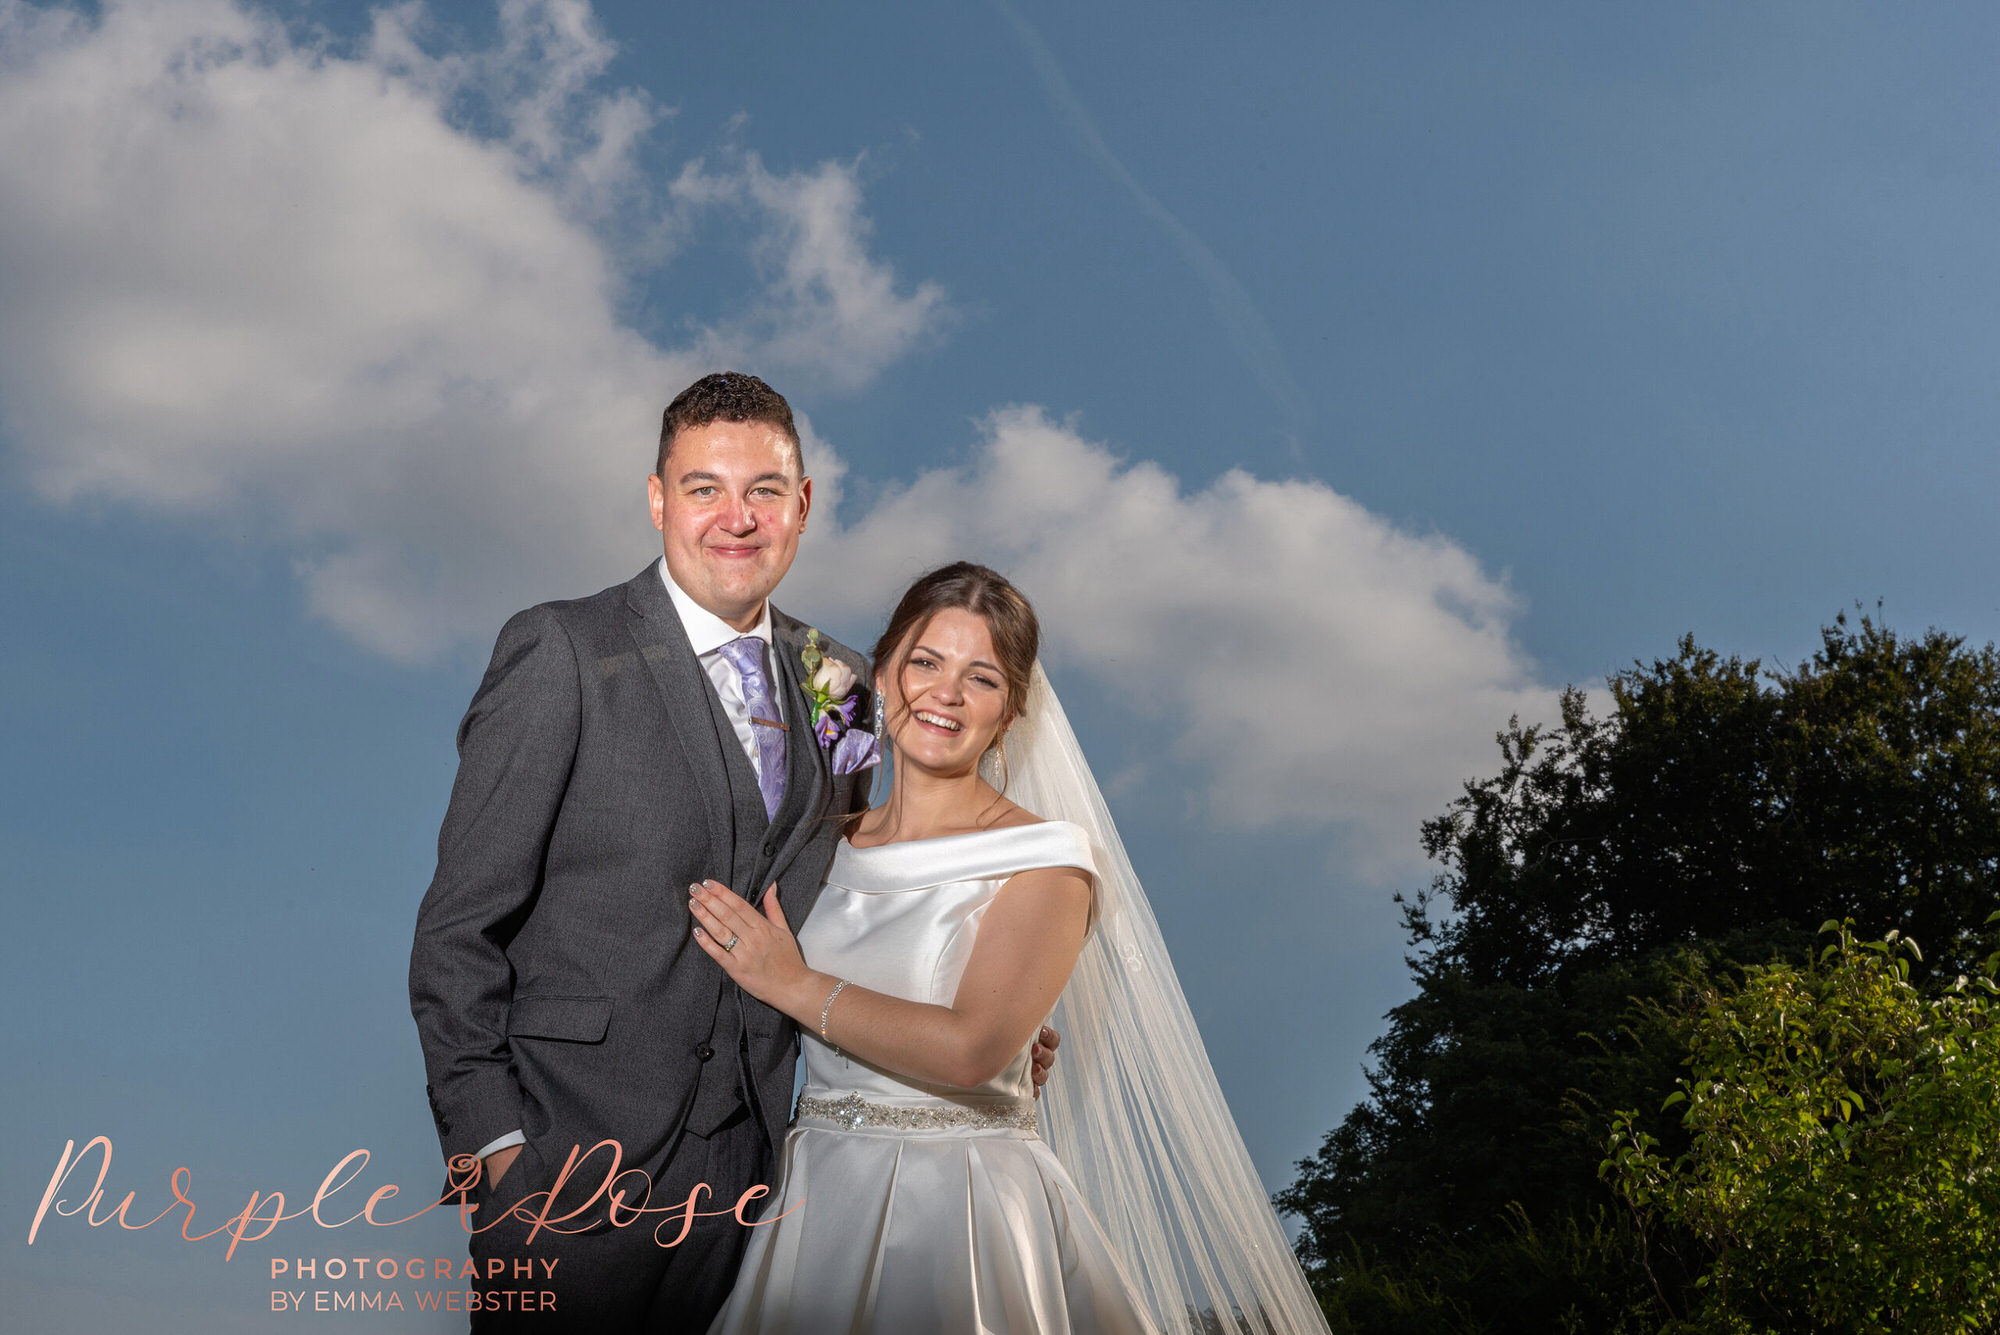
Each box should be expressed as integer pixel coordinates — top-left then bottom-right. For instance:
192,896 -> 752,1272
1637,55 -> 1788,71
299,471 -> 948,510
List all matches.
1279,615 -> 2000,1332
1604,921 -> 2000,1334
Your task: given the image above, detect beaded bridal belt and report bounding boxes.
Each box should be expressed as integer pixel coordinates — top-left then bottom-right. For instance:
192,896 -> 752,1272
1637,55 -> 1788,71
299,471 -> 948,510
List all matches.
795,1091 -> 1039,1133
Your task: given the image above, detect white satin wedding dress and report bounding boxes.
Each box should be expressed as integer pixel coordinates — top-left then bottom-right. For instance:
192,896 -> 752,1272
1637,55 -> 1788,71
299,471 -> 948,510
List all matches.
705,820 -> 1159,1335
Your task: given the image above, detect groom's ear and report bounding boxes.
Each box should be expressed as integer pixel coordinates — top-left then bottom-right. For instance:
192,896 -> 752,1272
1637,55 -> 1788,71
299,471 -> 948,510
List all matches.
796,475 -> 812,532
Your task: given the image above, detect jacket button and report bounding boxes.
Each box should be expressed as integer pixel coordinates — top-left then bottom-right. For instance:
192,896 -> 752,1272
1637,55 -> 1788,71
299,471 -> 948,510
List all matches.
695,1043 -> 715,1062
762,840 -> 778,858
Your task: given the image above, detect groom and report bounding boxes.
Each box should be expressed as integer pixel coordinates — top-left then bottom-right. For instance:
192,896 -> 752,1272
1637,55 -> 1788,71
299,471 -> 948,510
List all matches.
409,372 -> 1051,1332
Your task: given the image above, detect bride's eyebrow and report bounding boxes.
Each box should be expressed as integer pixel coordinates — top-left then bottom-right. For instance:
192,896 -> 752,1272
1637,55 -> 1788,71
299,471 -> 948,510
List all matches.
909,643 -> 1002,675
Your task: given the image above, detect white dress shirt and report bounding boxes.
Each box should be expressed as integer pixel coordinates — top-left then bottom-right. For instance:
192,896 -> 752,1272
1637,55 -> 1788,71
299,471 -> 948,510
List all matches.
475,558 -> 785,1163
656,555 -> 785,776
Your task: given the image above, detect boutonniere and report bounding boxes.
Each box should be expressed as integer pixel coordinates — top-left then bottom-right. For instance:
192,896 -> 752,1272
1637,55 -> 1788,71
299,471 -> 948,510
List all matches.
800,629 -> 880,774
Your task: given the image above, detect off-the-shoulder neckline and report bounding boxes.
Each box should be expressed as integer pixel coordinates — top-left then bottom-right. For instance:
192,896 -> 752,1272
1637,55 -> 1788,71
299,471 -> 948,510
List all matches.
839,818 -> 1079,854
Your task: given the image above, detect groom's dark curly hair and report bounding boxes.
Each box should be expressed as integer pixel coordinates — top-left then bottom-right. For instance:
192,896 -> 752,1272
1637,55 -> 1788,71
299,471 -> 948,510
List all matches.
656,371 -> 802,476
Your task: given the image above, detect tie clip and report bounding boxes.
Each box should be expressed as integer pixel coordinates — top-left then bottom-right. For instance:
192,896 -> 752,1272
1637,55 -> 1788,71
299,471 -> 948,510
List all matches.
752,716 -> 790,731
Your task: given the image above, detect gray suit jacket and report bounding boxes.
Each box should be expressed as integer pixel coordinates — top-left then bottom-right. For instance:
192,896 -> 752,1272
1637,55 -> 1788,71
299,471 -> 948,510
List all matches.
409,562 -> 871,1189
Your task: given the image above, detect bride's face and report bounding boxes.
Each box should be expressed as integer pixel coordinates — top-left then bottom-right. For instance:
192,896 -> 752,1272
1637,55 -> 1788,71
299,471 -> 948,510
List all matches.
881,607 -> 1012,778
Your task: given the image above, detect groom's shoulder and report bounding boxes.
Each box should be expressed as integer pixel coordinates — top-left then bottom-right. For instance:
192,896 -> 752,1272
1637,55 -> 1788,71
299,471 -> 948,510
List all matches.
532,578 -> 633,622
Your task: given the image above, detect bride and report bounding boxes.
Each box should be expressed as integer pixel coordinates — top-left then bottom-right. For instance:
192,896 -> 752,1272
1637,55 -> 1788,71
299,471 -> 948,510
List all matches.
687,562 -> 1329,1335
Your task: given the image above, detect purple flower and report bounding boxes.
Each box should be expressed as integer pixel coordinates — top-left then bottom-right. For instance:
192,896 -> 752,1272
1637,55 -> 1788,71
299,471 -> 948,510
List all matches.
831,728 -> 881,775
815,709 -> 846,746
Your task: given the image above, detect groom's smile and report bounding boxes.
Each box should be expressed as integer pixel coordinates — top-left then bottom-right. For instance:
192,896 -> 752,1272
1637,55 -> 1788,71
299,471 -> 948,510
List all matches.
648,418 -> 812,632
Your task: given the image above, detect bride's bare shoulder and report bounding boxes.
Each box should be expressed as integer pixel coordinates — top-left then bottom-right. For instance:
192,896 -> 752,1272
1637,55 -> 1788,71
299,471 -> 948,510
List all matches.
979,798 -> 1045,831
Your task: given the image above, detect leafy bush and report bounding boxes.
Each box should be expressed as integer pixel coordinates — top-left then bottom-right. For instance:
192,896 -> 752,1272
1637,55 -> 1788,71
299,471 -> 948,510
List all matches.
1604,920 -> 2000,1335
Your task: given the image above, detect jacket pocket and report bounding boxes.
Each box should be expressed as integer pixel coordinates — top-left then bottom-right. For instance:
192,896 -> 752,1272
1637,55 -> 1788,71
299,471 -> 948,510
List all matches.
506,994 -> 613,1042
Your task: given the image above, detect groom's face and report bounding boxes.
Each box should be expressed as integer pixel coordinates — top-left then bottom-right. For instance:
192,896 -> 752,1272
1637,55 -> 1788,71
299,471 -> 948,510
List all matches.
649,418 -> 811,631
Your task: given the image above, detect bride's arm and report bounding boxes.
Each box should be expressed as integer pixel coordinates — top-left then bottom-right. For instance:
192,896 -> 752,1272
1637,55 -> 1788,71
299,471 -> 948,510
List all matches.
688,868 -> 1090,1089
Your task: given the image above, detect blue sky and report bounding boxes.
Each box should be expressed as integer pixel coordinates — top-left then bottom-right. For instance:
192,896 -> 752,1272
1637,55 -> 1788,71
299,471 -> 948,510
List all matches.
5,1 -> 1998,1328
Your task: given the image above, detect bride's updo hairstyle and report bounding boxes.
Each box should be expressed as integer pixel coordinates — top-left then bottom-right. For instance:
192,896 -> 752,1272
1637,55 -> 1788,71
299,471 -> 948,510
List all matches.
871,562 -> 1040,755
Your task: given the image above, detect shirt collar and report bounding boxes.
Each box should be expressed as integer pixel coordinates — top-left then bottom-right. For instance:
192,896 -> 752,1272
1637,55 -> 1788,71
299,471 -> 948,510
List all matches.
657,556 -> 773,656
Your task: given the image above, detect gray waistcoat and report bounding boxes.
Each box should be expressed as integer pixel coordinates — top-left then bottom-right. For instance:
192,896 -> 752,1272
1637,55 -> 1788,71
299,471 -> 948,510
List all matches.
684,648 -> 824,1136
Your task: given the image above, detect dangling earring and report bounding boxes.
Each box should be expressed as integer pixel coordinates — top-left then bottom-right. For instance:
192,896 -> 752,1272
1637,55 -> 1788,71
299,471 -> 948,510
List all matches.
867,685 -> 889,806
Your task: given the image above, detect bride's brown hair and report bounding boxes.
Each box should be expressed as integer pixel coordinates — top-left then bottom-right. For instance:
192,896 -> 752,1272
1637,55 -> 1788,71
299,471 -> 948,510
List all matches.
871,562 -> 1040,740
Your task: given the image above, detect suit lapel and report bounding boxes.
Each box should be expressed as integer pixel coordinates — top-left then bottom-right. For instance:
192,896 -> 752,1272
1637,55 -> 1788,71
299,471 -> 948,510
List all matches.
623,565 -> 735,861
768,609 -> 833,875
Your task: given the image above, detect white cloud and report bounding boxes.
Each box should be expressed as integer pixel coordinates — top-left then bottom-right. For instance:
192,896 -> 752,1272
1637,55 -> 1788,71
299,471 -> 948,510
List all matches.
366,0 -> 656,225
785,408 -> 1556,868
0,0 -> 1557,864
672,153 -> 950,389
0,0 -> 945,658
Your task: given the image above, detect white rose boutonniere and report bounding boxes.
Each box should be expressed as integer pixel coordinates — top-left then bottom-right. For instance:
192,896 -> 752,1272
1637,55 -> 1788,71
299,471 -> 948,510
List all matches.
799,629 -> 878,774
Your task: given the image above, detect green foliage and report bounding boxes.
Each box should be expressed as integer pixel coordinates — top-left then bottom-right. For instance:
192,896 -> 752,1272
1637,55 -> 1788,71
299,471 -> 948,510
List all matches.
1279,615 -> 2000,1332
1604,920 -> 2000,1335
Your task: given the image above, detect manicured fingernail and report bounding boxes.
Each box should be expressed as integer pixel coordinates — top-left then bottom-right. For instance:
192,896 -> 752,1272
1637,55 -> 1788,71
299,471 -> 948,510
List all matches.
688,883 -> 701,895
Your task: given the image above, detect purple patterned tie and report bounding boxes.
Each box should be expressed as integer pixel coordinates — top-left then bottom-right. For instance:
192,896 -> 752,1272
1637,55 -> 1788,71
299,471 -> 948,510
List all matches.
719,636 -> 787,820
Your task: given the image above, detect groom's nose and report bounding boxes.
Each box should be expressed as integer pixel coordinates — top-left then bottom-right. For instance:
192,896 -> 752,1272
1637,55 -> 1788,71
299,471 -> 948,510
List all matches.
716,495 -> 756,533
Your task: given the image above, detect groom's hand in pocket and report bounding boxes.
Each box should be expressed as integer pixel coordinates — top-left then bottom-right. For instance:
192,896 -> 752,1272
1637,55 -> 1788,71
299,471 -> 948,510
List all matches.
483,1143 -> 523,1190
1031,1026 -> 1060,1099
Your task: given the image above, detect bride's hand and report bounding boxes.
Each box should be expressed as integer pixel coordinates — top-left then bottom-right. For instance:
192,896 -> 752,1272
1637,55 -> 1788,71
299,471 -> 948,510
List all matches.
688,880 -> 812,1008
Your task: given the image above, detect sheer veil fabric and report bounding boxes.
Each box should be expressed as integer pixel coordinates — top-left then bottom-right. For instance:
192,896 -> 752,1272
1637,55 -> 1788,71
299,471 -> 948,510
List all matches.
991,664 -> 1332,1335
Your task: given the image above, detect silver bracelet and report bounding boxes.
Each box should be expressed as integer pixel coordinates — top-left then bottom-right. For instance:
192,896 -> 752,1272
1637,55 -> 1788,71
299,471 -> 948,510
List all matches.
819,979 -> 851,1053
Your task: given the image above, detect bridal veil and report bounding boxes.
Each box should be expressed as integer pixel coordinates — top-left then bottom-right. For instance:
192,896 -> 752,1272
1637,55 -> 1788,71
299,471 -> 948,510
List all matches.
992,664 -> 1332,1335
